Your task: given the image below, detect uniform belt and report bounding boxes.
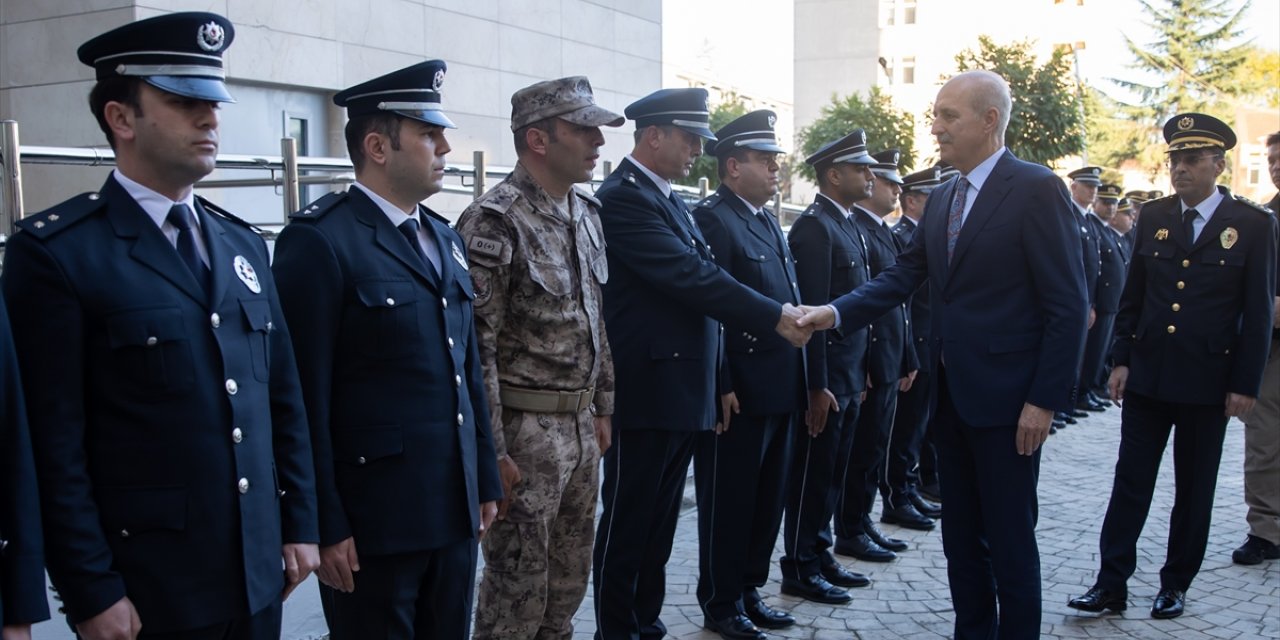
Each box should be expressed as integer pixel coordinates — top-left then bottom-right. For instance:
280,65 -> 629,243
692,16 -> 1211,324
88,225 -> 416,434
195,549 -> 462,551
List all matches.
500,385 -> 595,414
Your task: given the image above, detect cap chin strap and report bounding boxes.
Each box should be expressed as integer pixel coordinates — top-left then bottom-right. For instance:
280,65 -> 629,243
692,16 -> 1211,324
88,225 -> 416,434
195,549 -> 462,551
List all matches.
115,64 -> 225,78
378,102 -> 442,111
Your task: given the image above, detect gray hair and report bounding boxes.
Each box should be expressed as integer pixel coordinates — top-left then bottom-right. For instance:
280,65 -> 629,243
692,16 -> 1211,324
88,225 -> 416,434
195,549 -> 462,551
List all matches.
953,70 -> 1011,142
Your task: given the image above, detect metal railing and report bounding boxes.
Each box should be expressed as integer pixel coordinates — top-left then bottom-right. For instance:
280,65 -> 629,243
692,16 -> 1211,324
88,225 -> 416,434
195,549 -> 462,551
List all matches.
0,119 -> 807,240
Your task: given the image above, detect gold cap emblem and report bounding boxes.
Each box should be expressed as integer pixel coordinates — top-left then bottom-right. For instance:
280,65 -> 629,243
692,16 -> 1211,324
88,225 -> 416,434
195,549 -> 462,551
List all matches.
1177,116 -> 1194,130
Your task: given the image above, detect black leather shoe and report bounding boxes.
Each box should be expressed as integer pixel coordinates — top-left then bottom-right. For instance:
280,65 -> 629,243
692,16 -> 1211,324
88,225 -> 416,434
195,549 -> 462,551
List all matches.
1049,424 -> 1058,435
917,482 -> 942,503
908,492 -> 942,518
1151,588 -> 1185,619
881,503 -> 935,530
780,574 -> 852,604
1087,391 -> 1112,407
1075,399 -> 1105,412
821,563 -> 871,588
743,600 -> 795,629
863,517 -> 909,551
1233,535 -> 1280,565
834,533 -> 896,562
1069,408 -> 1090,419
1056,411 -> 1078,425
1067,586 -> 1127,613
703,613 -> 767,639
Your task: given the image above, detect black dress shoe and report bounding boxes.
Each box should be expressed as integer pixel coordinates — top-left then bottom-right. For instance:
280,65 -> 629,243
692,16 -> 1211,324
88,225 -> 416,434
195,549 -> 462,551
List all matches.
703,613 -> 767,639
1233,535 -> 1280,565
781,573 -> 852,604
881,503 -> 935,531
1067,586 -> 1127,613
821,563 -> 871,588
1151,588 -> 1185,619
1068,408 -> 1090,419
1087,391 -> 1112,407
863,517 -> 909,551
917,483 -> 942,503
834,533 -> 896,562
743,600 -> 795,629
1075,399 -> 1105,412
1055,411 -> 1078,425
1049,424 -> 1058,435
908,492 -> 942,518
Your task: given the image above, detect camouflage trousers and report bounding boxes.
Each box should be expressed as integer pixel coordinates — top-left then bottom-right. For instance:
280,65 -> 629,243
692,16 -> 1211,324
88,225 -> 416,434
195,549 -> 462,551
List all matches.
474,407 -> 601,640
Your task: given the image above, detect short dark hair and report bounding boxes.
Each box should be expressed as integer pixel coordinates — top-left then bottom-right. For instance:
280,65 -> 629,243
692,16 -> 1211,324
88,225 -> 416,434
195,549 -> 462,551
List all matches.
88,77 -> 143,150
344,113 -> 404,172
813,161 -> 836,188
1267,131 -> 1280,147
716,147 -> 752,181
634,124 -> 681,146
514,117 -> 559,155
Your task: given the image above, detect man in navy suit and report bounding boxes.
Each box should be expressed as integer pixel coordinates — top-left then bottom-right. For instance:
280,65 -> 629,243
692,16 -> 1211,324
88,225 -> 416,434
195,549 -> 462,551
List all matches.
2,13 -> 320,640
1,294 -> 49,639
591,88 -> 812,640
1069,113 -> 1277,620
271,61 -> 502,639
799,70 -> 1089,640
690,110 -> 807,639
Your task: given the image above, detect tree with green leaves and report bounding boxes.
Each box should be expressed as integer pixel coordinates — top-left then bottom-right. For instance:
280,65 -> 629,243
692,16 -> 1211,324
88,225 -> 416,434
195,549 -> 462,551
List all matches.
675,93 -> 749,190
954,36 -> 1083,167
795,86 -> 915,182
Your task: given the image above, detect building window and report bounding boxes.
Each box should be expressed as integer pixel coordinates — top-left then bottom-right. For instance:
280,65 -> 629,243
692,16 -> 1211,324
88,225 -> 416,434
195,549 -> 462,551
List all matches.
882,0 -> 895,26
903,0 -> 917,24
286,115 -> 309,156
901,57 -> 916,84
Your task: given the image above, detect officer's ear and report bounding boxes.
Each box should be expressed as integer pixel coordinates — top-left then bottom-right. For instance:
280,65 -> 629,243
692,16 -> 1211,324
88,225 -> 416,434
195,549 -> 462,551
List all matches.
363,130 -> 392,168
102,100 -> 140,146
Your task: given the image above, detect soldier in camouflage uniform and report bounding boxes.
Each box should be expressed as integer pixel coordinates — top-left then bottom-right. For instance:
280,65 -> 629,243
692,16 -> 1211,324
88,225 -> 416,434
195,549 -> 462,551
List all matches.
456,76 -> 624,640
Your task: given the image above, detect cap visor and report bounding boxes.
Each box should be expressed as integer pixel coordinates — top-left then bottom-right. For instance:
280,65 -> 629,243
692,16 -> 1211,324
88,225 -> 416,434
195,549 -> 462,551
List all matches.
562,105 -> 626,128
833,151 -> 876,165
677,124 -> 717,141
740,141 -> 786,154
396,110 -> 457,129
146,76 -> 235,103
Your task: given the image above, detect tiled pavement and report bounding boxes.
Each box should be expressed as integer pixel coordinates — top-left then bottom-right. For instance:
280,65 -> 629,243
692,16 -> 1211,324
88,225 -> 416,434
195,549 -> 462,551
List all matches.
566,406 -> 1280,639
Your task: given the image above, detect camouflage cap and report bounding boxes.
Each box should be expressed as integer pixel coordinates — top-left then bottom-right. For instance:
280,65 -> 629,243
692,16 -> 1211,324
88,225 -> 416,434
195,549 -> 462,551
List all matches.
510,76 -> 624,131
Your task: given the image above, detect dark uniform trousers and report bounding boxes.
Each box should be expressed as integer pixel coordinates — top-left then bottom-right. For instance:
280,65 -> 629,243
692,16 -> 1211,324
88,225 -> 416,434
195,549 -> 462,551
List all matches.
691,188 -> 804,620
112,602 -> 281,640
882,369 -> 934,508
782,196 -> 872,579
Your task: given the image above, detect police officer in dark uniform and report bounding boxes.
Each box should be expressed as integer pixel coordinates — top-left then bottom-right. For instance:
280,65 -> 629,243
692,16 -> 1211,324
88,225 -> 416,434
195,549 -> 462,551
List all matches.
1070,113 -> 1278,620
1,13 -> 320,639
1,294 -> 49,638
881,167 -> 943,525
1082,183 -> 1128,405
779,131 -> 876,605
271,61 -> 502,639
839,149 -> 922,548
591,89 -> 811,640
1067,166 -> 1105,416
691,110 -> 807,639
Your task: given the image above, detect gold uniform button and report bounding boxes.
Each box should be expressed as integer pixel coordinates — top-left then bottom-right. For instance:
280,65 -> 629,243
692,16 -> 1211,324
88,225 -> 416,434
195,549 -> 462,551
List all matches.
225,379 -> 238,395
457,413 -> 465,425
232,427 -> 243,443
1177,281 -> 1185,289
1182,259 -> 1190,267
1172,303 -> 1181,312
210,313 -> 221,328
238,478 -> 250,494
146,336 -> 158,347
1167,325 -> 1176,334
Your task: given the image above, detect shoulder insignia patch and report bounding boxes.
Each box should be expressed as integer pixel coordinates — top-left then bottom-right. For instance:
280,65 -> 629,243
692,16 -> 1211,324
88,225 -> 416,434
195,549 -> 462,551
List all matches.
289,191 -> 347,220
15,192 -> 106,238
197,196 -> 263,233
1235,194 -> 1275,216
477,183 -> 522,216
799,204 -> 820,217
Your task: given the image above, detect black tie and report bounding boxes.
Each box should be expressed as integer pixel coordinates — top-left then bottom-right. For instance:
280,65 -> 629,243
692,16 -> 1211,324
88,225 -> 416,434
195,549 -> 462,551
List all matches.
398,218 -> 434,273
1183,208 -> 1198,243
167,204 -> 210,293
757,209 -> 784,254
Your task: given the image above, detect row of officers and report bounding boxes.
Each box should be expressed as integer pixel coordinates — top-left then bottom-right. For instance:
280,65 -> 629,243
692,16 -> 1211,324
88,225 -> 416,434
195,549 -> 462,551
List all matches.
1,11 -> 1276,640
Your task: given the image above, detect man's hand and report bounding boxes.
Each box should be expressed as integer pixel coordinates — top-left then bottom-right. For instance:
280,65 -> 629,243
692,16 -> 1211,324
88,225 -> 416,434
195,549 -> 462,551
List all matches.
1225,393 -> 1256,418
899,370 -> 918,392
796,304 -> 837,331
1108,365 -> 1129,407
594,415 -> 612,454
1015,403 -> 1053,456
316,537 -> 360,593
716,392 -> 740,434
775,303 -> 814,347
478,501 -> 498,538
75,597 -> 141,640
3,625 -> 33,640
281,543 -> 320,601
496,455 -> 522,520
805,389 -> 838,437
1088,307 -> 1097,330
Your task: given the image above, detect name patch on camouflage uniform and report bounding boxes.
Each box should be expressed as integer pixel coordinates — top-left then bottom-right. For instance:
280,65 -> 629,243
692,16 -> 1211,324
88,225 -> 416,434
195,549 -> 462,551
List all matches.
469,235 -> 506,261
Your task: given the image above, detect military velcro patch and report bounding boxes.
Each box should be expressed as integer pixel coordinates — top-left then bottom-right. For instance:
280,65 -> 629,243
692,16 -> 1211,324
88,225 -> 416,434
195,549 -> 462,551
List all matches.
468,235 -> 509,262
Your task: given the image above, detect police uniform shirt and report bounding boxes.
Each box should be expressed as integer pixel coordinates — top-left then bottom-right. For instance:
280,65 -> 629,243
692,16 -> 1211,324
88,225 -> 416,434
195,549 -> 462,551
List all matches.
112,169 -> 209,267
352,181 -> 443,274
1179,186 -> 1225,243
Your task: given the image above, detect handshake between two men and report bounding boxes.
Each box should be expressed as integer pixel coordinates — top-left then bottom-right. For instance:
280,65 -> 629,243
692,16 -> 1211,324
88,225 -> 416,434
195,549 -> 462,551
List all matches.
773,303 -> 840,347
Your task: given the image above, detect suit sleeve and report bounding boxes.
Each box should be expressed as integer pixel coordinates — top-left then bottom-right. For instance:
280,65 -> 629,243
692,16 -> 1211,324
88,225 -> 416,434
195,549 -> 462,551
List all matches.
599,185 -> 782,335
1023,174 -> 1090,410
1,233 -> 123,623
692,206 -> 736,395
831,214 -> 928,332
0,294 -> 50,626
258,237 -> 319,546
1229,211 -> 1279,396
787,217 -> 831,391
271,223 -> 352,547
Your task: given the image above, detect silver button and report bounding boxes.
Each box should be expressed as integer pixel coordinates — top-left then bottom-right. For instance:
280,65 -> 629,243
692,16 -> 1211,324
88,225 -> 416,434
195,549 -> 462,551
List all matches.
747,348 -> 754,354
457,413 -> 465,425
442,298 -> 448,309
238,478 -> 250,494
120,529 -> 129,538
232,427 -> 243,444
146,336 -> 158,347
690,238 -> 696,246
357,456 -> 367,465
455,374 -> 462,387
226,379 -> 238,395
386,297 -> 396,306
210,313 -> 221,328
447,337 -> 455,348
673,352 -> 680,358
88,193 -> 100,200
266,321 -> 274,331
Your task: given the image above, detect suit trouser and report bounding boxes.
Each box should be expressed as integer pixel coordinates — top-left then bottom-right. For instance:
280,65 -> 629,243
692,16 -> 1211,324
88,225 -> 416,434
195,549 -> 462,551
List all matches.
784,393 -> 861,579
593,428 -> 696,640
1097,391 -> 1229,592
1244,338 -> 1280,545
834,382 -> 897,541
321,539 -> 477,640
1082,311 -> 1118,390
112,600 -> 281,640
933,367 -> 1042,640
882,370 -> 934,509
474,408 -> 600,640
694,412 -> 793,619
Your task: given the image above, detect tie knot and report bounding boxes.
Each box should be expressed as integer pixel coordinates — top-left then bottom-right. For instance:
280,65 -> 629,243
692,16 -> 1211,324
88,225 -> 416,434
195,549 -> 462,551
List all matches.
399,218 -> 421,234
167,203 -> 196,231
1183,208 -> 1198,222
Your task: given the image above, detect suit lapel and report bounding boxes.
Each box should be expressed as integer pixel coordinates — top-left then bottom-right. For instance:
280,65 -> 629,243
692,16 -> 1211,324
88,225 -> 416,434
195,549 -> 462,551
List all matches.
350,188 -> 440,292
196,200 -> 237,309
1191,202 -> 1235,254
926,180 -> 954,288
423,207 -> 457,289
722,187 -> 784,259
102,177 -> 207,306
